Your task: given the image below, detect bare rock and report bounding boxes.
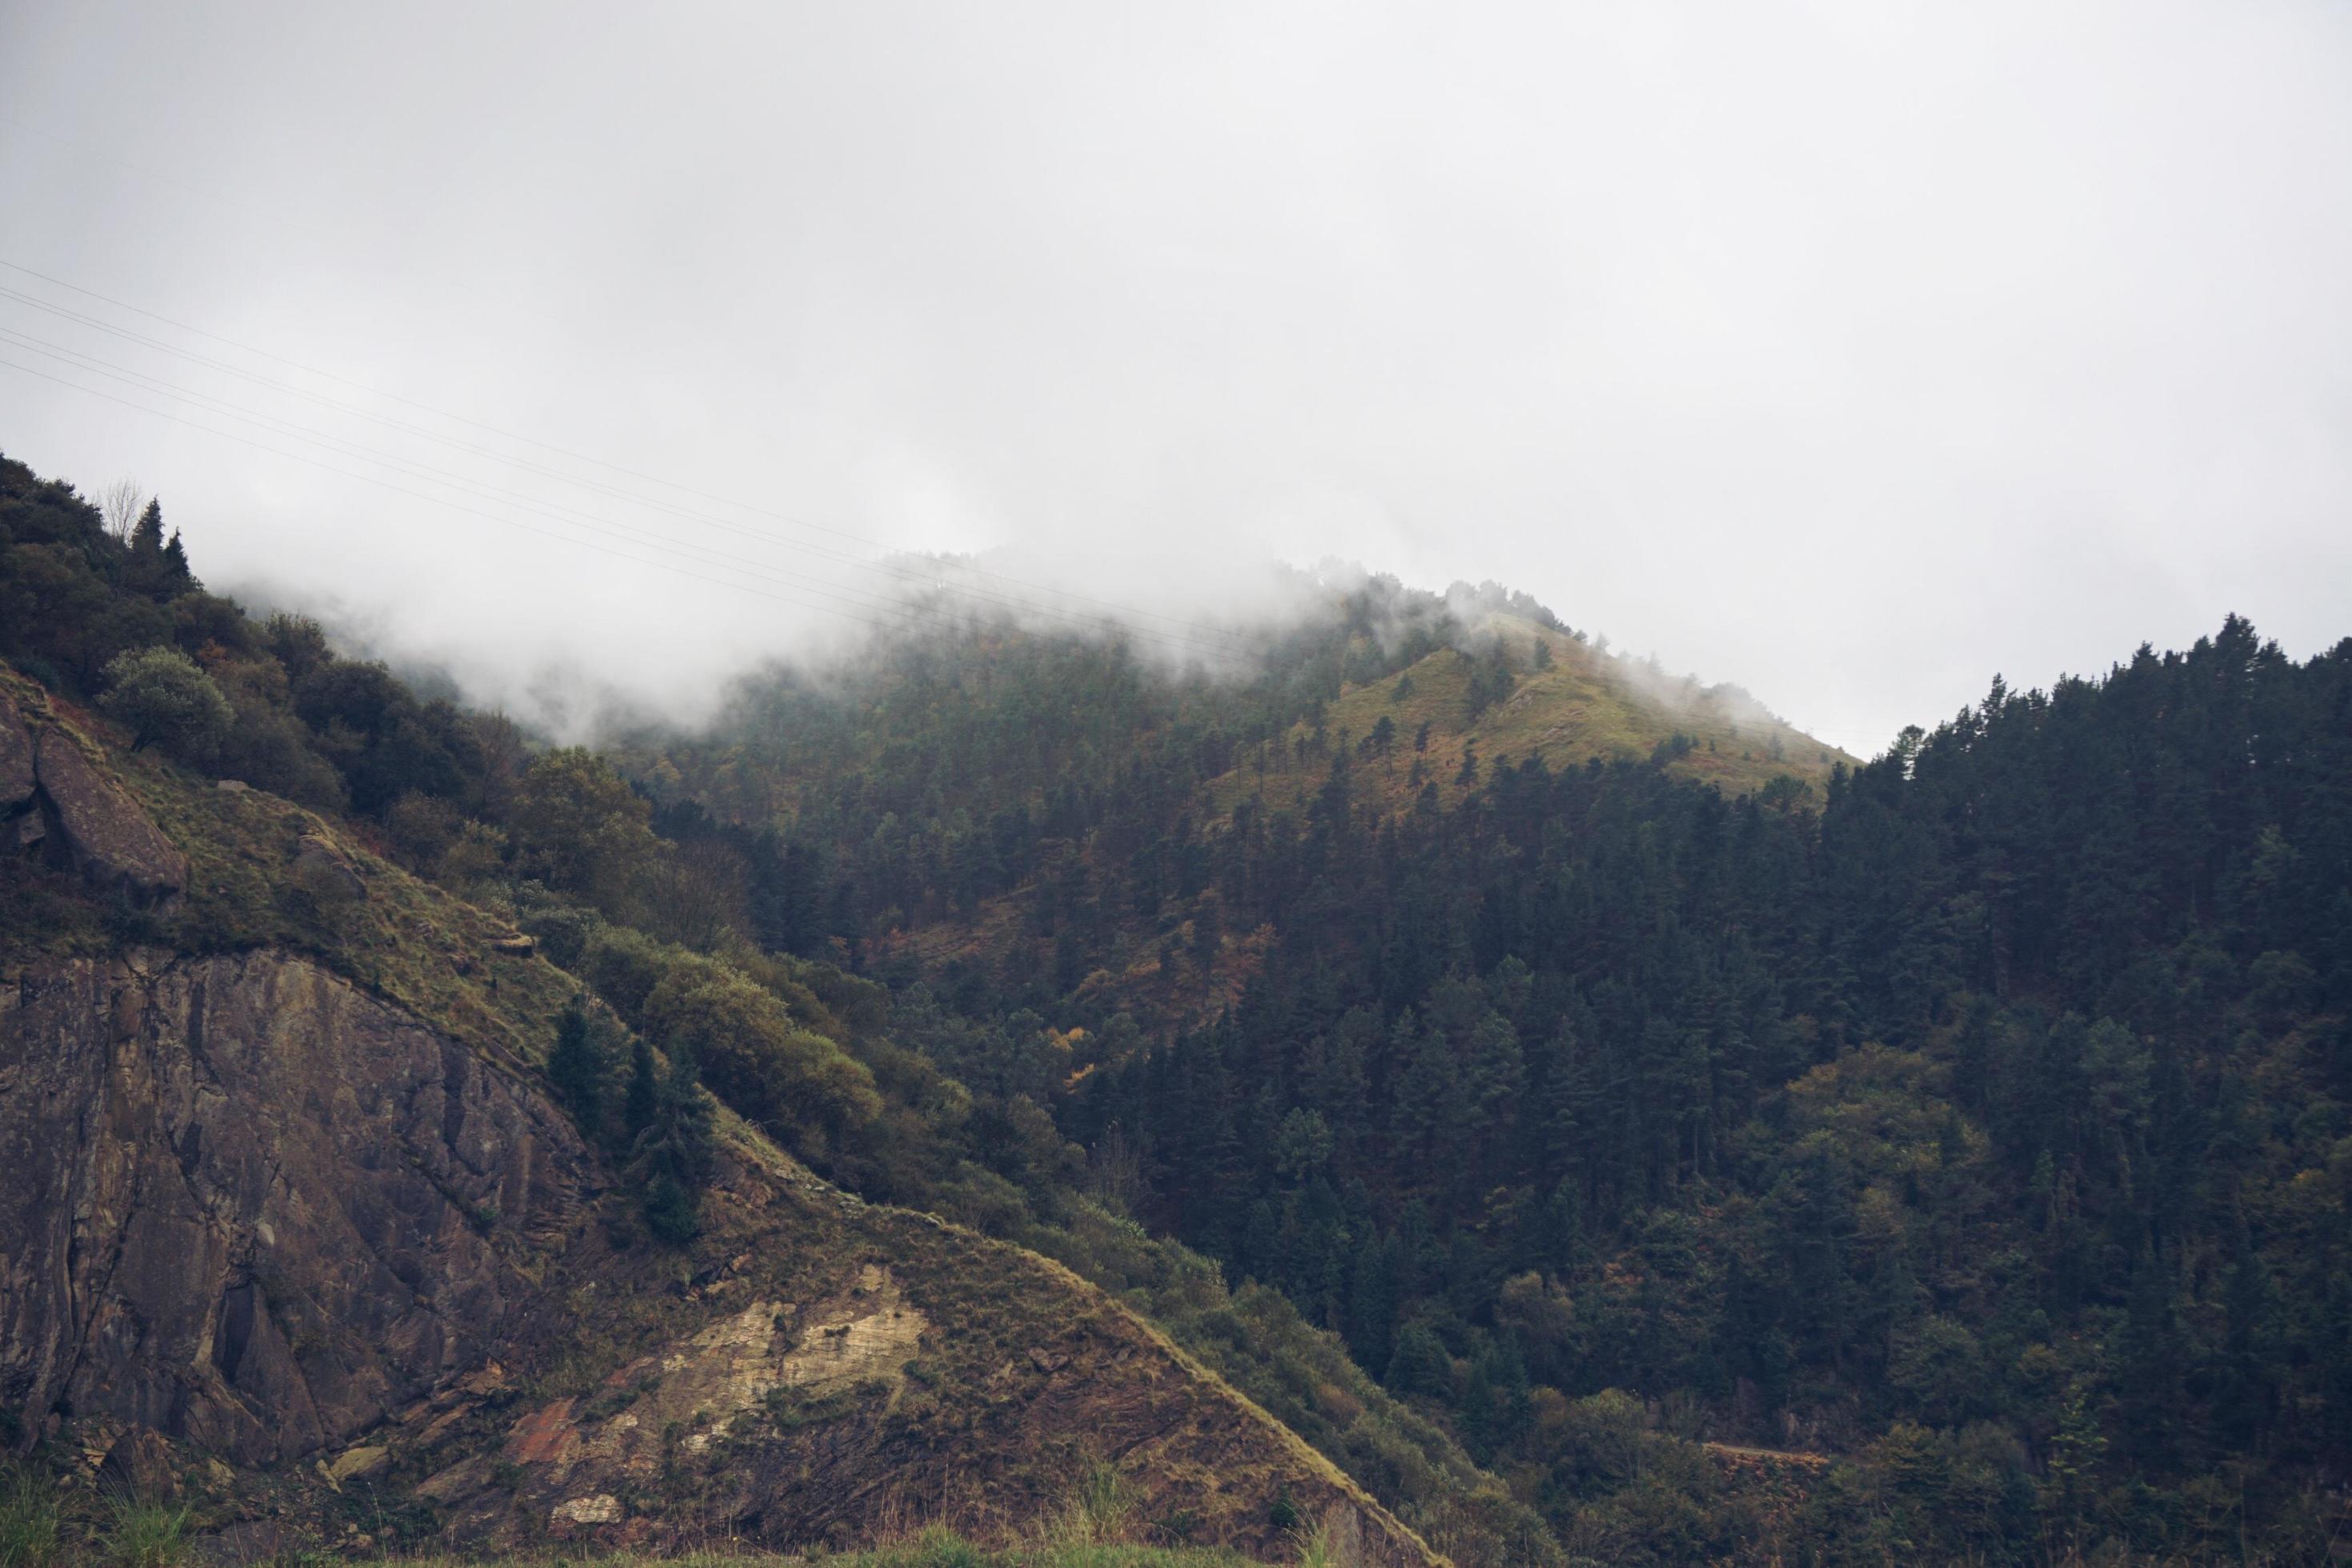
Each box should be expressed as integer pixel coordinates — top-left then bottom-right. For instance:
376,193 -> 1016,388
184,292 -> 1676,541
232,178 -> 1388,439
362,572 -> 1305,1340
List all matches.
325,1444 -> 391,1486
30,731 -> 187,905
98,1425 -> 178,1502
456,1362 -> 510,1398
550,1494 -> 621,1526
0,951 -> 599,1466
0,696 -> 31,814
1,940 -> 1444,1566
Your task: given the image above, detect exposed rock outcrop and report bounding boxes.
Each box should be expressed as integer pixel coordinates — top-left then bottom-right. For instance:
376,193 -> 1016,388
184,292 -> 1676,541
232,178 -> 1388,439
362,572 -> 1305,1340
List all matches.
292,833 -> 367,903
0,950 -> 596,1464
0,681 -> 1437,1561
0,689 -> 187,906
30,732 -> 188,905
98,1425 -> 179,1502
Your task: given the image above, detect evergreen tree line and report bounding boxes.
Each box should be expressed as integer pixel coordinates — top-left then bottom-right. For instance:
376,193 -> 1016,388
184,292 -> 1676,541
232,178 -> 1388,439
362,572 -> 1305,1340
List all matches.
1041,617 -> 2352,1557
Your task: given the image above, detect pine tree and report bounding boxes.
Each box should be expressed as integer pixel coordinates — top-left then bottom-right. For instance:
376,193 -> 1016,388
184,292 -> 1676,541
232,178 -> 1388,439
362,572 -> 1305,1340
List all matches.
1346,1230 -> 1402,1370
546,995 -> 606,1134
130,498 -> 165,557
160,530 -> 194,589
1531,1177 -> 1584,1276
1385,1321 -> 1454,1398
633,1044 -> 717,1246
623,1038 -> 660,1142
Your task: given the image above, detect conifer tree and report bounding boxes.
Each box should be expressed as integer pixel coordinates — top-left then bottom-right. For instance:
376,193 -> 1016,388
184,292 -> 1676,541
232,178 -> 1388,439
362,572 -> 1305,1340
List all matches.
546,995 -> 606,1136
623,1038 -> 659,1142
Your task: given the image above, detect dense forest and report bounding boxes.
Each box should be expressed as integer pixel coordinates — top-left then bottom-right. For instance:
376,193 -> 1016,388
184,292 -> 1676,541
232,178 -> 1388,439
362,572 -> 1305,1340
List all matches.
6,448 -> 2349,1562
642,578 -> 2352,1561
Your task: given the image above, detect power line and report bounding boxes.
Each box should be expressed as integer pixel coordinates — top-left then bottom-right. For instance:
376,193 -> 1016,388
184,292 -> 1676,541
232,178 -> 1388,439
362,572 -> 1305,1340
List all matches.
0,330 -> 962,628
0,352 -> 1054,639
0,278 -> 1245,659
0,322 -> 1238,657
0,254 -> 1250,649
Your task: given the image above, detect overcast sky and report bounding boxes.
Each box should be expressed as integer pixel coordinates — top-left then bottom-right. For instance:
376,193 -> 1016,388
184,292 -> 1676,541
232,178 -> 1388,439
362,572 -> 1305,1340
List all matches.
3,1 -> 2349,752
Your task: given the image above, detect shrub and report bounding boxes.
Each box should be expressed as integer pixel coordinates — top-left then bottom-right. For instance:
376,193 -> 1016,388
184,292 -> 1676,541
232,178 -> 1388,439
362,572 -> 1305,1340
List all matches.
100,646 -> 231,762
641,962 -> 881,1156
510,746 -> 660,914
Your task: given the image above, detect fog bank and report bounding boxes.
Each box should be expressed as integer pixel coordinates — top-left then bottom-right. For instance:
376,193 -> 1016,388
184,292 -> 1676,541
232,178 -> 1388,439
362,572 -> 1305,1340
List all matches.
5,0 -> 2350,752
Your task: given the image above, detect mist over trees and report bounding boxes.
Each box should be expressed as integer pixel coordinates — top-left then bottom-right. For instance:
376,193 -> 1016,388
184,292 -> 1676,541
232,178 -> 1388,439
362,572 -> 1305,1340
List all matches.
6,448 -> 2350,1561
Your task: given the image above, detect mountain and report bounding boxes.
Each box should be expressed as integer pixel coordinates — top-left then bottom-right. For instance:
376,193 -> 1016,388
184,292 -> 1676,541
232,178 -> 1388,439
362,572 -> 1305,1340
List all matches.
619,576 -> 1852,1038
0,665 -> 1457,1562
602,558 -> 2352,1562
6,447 -> 2351,1565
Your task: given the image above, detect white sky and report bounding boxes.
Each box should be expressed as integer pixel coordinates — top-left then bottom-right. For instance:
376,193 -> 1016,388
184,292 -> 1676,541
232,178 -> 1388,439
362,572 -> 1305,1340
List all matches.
3,1 -> 2349,751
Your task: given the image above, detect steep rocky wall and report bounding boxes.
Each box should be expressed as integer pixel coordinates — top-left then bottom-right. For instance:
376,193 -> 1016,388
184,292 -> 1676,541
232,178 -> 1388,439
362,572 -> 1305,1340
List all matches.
0,950 -> 596,1464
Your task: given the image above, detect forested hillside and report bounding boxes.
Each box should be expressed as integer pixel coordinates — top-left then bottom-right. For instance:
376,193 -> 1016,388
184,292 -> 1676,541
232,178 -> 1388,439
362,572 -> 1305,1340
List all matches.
1070,621 -> 2352,1558
6,447 -> 2348,1562
632,585 -> 2352,1560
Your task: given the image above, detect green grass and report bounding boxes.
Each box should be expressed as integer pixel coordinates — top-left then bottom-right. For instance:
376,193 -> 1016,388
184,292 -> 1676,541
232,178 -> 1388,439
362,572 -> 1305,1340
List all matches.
97,1497 -> 191,1568
1203,619 -> 1851,826
1052,1462 -> 1138,1548
0,1466 -> 60,1568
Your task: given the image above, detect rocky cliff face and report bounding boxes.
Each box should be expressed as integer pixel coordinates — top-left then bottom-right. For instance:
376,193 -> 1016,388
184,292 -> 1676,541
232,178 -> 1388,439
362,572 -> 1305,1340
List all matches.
1,692 -> 187,905
0,950 -> 596,1464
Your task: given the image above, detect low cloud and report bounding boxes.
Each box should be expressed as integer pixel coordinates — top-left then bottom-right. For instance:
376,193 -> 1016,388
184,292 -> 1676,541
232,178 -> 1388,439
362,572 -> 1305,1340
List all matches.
5,0 -> 2349,753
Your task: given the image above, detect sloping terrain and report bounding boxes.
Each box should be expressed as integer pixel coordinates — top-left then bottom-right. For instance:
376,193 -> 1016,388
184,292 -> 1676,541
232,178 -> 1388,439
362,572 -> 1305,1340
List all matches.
1204,616 -> 1850,822
0,673 -> 1439,1565
865,609 -> 1851,1030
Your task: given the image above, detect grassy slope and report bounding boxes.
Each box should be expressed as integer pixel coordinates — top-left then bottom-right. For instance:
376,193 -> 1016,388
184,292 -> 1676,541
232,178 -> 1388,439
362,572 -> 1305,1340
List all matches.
1207,617 -> 1852,824
0,665 -> 575,1070
1025,1206 -> 1566,1567
678,1122 -> 1461,1561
